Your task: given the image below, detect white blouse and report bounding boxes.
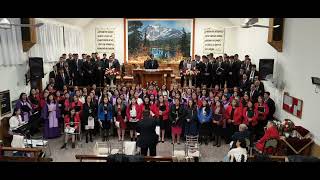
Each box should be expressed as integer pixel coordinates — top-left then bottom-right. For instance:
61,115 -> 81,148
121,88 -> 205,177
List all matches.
9,115 -> 23,131
227,147 -> 248,162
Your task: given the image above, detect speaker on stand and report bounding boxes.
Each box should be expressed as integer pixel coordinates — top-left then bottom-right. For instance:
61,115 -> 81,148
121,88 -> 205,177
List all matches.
28,57 -> 44,90
259,59 -> 274,80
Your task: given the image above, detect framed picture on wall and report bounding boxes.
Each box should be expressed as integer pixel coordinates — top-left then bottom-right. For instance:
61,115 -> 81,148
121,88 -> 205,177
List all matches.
282,92 -> 303,118
0,90 -> 11,116
124,18 -> 195,64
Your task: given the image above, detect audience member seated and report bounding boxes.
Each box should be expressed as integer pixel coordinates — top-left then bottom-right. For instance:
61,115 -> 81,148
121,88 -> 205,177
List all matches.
224,139 -> 248,162
255,121 -> 280,153
230,124 -> 250,149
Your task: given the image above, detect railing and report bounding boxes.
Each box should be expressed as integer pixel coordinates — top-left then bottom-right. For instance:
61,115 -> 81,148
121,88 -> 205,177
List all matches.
75,154 -> 173,162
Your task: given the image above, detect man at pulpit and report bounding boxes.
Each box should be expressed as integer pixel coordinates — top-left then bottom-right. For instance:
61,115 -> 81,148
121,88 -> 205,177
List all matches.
144,54 -> 159,69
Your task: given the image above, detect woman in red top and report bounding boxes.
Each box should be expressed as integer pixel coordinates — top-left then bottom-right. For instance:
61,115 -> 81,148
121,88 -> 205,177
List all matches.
113,97 -> 127,141
254,96 -> 269,139
40,90 -> 49,109
155,95 -> 169,143
242,101 -> 258,141
61,108 -> 80,149
63,92 -> 72,115
126,98 -> 142,141
71,95 -> 83,115
224,99 -> 243,143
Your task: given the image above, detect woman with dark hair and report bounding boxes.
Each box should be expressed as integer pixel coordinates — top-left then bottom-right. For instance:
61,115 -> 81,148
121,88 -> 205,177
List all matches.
9,108 -> 23,132
254,95 -> 269,139
82,95 -> 96,143
225,99 -> 243,144
160,84 -> 169,97
197,99 -> 212,145
63,92 -> 71,115
15,93 -> 32,122
71,95 -> 83,115
41,94 -> 61,139
240,93 -> 250,108
155,95 -> 169,143
184,99 -> 198,136
224,138 -> 248,162
169,98 -> 185,144
98,96 -> 113,141
126,98 -> 142,141
212,100 -> 225,147
113,97 -> 126,141
28,89 -> 40,112
61,108 -> 80,149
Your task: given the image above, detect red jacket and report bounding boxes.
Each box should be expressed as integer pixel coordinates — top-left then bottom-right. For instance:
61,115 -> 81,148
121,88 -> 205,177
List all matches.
64,99 -> 71,112
71,101 -> 83,112
148,90 -> 158,97
255,126 -> 280,152
64,113 -> 80,130
126,104 -> 142,121
254,103 -> 269,121
242,107 -> 258,126
224,105 -> 243,125
154,103 -> 170,120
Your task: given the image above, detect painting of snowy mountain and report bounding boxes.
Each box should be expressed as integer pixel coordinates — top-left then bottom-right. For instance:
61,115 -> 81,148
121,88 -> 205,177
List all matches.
127,19 -> 193,63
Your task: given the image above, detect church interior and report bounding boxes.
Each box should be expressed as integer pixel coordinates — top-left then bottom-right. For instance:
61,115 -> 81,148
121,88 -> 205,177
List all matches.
0,18 -> 320,162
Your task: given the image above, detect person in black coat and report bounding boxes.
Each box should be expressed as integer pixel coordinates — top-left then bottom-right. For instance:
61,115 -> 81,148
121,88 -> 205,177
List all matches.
82,95 -> 97,143
49,65 -> 58,80
72,54 -> 84,86
82,55 -> 95,86
239,74 -> 250,94
195,55 -> 204,88
214,56 -> 225,88
202,55 -> 213,88
144,54 -> 159,69
247,64 -> 259,83
264,92 -> 276,120
55,68 -> 69,91
136,110 -> 158,156
248,83 -> 259,103
56,56 -> 66,72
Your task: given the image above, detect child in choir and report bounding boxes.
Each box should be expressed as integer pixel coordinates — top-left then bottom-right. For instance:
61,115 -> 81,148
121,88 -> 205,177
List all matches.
184,99 -> 198,136
61,108 -> 80,149
126,98 -> 142,141
98,96 -> 113,141
197,99 -> 212,145
169,98 -> 185,144
156,95 -> 170,143
212,100 -> 225,147
41,94 -> 61,139
15,93 -> 32,122
113,97 -> 127,141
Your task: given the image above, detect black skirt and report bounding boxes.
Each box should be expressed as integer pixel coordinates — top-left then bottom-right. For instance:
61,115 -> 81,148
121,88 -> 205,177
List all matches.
160,119 -> 169,131
102,120 -> 111,130
212,123 -> 224,136
199,122 -> 211,136
127,122 -> 137,130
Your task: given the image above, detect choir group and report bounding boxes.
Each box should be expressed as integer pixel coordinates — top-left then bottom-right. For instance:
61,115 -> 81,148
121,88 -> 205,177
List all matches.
9,52 -> 277,156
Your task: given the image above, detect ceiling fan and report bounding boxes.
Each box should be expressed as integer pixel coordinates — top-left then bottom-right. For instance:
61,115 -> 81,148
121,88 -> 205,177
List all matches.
0,18 -> 44,29
225,18 -> 280,29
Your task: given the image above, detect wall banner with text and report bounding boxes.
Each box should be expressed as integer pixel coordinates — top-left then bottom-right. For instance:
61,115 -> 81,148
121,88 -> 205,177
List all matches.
95,27 -> 115,55
203,28 -> 225,55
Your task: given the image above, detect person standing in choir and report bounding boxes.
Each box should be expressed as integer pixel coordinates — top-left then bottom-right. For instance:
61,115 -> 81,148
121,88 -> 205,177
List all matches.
212,100 -> 225,147
254,96 -> 269,140
169,98 -> 185,144
82,95 -> 96,143
242,101 -> 258,142
113,97 -> 127,141
28,88 -> 40,113
15,93 -> 32,122
41,94 -> 61,139
184,99 -> 198,137
126,98 -> 142,141
155,95 -> 169,143
61,108 -> 80,149
224,99 -> 243,144
98,97 -> 113,141
197,99 -> 212,145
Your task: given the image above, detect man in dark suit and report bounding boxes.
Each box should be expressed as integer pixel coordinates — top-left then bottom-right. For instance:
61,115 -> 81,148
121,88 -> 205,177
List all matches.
255,80 -> 265,96
195,55 -> 204,87
56,57 -> 66,71
202,55 -> 213,88
248,83 -> 259,103
144,54 -> 159,69
82,55 -> 95,86
55,68 -> 69,91
66,53 -> 73,66
247,64 -> 259,83
49,65 -> 58,80
264,92 -> 276,120
72,54 -> 83,86
136,110 -> 158,156
239,74 -> 250,94
105,55 -> 121,85
213,56 -> 225,88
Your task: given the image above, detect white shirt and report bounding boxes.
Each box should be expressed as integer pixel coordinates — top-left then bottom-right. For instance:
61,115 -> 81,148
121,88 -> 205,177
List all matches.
227,147 -> 248,162
79,96 -> 85,104
9,115 -> 23,131
136,98 -> 143,105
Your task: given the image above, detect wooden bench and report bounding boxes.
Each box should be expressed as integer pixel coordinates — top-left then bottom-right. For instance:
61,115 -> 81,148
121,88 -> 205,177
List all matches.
75,154 -> 173,162
0,147 -> 53,162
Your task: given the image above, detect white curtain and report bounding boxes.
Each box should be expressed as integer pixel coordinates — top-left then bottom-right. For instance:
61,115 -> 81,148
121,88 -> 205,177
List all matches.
28,19 -> 65,63
0,18 -> 25,65
64,26 -> 84,54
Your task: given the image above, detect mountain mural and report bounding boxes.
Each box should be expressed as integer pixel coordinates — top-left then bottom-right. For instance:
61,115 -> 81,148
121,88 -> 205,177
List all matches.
142,24 -> 184,41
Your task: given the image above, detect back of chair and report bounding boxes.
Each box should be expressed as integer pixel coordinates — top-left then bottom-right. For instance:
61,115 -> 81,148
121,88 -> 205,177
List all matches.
186,135 -> 199,145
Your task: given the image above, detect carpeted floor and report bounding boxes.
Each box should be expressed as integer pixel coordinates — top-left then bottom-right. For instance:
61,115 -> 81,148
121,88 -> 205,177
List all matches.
44,134 -> 230,162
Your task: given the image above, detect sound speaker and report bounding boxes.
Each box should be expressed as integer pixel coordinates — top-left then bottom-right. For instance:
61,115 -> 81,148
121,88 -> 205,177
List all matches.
29,57 -> 44,80
259,59 -> 274,80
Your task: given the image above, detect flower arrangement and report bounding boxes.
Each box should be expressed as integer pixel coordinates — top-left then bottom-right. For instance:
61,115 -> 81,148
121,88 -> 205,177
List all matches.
105,68 -> 120,79
146,81 -> 160,91
281,119 -> 295,133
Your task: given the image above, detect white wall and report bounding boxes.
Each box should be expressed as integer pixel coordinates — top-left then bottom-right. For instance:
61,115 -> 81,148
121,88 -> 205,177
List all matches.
234,18 -> 320,144
194,18 -> 237,56
84,18 -> 124,64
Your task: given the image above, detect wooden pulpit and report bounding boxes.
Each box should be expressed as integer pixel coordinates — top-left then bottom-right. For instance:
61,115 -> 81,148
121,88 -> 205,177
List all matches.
132,68 -> 173,88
